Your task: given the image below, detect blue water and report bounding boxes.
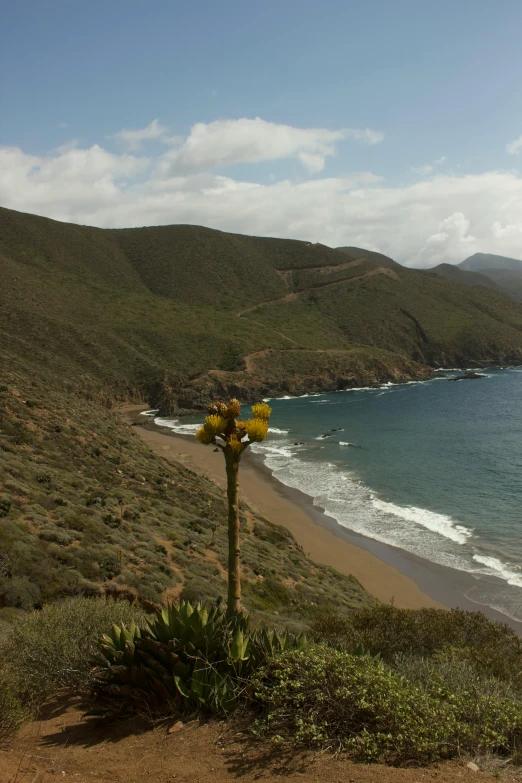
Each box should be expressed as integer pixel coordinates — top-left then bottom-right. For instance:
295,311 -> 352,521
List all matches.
152,368 -> 522,621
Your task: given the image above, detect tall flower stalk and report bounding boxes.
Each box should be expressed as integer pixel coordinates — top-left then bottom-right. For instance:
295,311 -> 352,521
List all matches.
196,399 -> 271,614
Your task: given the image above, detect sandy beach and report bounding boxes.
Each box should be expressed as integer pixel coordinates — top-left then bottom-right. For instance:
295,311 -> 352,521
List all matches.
121,405 -> 442,609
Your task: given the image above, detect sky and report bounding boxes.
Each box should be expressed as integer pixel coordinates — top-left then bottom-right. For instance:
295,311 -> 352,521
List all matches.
2,0 -> 522,267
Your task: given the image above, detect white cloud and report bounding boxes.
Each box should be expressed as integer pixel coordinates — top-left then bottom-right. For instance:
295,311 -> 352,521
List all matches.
56,138 -> 79,154
418,212 -> 476,266
3,119 -> 522,268
345,128 -> 385,145
159,117 -> 383,175
412,155 -> 446,176
506,135 -> 522,155
112,118 -> 169,150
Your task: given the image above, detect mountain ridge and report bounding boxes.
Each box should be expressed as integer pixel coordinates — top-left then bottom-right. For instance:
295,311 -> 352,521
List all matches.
3,206 -> 522,415
425,252 -> 522,303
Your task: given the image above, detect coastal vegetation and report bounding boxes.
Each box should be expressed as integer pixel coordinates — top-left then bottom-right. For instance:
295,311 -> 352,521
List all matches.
3,206 -> 522,774
0,374 -> 370,616
2,597 -> 522,771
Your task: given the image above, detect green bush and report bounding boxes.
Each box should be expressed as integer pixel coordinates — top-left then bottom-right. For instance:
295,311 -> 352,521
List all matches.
3,596 -> 147,708
395,651 -> 522,754
311,606 -> 522,687
0,576 -> 41,610
252,645 -> 522,764
0,667 -> 25,746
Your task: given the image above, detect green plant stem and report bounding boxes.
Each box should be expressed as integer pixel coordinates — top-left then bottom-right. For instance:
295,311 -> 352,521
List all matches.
225,450 -> 241,614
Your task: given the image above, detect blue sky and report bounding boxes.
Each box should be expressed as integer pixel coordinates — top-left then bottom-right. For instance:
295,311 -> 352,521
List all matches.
2,0 -> 522,266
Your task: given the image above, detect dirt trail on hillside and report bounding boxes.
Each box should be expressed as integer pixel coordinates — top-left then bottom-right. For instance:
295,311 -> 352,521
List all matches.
184,264 -> 399,383
237,266 -> 398,318
1,700 -> 501,783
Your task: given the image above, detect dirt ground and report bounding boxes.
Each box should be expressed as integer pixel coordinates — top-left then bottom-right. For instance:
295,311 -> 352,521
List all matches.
0,699 -> 508,783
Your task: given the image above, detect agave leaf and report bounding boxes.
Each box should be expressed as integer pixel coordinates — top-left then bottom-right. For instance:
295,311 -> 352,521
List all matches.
174,674 -> 191,700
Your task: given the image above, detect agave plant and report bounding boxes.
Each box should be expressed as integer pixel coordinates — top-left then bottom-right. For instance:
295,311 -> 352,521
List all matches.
93,601 -> 306,714
196,399 -> 272,614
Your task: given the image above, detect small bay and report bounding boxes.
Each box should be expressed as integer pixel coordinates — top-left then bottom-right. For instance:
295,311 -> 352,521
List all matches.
156,367 -> 522,622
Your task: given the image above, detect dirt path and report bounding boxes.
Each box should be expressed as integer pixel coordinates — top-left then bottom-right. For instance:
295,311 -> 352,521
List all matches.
1,700 -> 501,783
276,257 -> 366,275
237,266 -> 398,318
181,264 -> 399,384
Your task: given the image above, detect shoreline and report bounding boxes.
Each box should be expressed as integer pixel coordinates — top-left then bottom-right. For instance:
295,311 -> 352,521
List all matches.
122,406 -> 522,632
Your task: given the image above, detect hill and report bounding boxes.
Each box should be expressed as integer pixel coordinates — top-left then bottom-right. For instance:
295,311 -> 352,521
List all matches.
427,262 -> 511,296
458,253 -> 522,302
335,245 -> 401,269
4,206 -> 522,415
4,205 -> 522,613
0,370 -> 373,617
460,252 -> 522,273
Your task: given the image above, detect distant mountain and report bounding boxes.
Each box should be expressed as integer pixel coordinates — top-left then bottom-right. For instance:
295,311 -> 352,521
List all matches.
458,253 -> 522,302
428,263 -> 509,296
336,246 -> 401,270
422,253 -> 522,303
460,253 -> 522,273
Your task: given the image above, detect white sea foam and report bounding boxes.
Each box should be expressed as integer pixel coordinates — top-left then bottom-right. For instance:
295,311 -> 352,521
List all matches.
339,441 -> 360,447
154,418 -> 290,438
154,417 -> 201,435
251,438 -> 483,576
264,393 -> 322,401
472,555 -> 522,587
371,498 -> 473,545
140,409 -> 159,416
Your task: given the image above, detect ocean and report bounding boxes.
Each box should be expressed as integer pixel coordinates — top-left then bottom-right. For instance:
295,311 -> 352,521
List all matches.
150,367 -> 522,623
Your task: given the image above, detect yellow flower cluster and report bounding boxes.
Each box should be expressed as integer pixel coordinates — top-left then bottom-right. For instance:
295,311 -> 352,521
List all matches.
204,415 -> 227,436
226,398 -> 241,419
244,418 -> 269,443
208,401 -> 228,417
197,399 -> 270,449
196,426 -> 215,445
227,436 -> 243,454
196,413 -> 227,446
251,402 -> 272,421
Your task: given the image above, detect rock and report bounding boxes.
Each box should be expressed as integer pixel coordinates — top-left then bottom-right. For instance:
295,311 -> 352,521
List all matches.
167,720 -> 184,734
321,433 -> 333,438
448,371 -> 486,382
466,761 -> 480,772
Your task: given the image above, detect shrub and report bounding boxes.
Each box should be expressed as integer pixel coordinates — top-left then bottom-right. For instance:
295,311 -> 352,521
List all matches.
312,606 -> 522,687
1,576 -> 41,610
252,645 -> 458,762
395,651 -> 522,755
4,596 -> 147,708
0,667 -> 25,746
252,645 -> 522,764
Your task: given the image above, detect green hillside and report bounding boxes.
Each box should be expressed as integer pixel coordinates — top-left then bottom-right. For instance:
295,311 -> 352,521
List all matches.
4,206 -> 522,414
3,205 -> 522,615
0,371 -> 372,619
428,253 -> 522,303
